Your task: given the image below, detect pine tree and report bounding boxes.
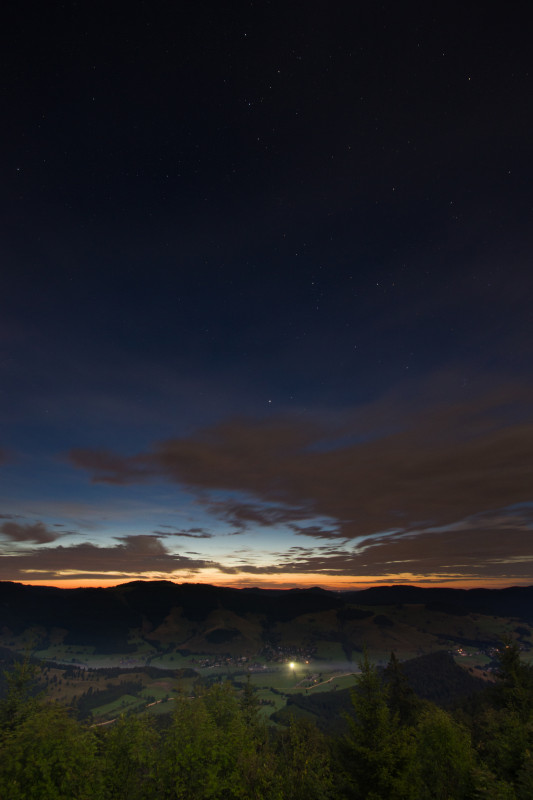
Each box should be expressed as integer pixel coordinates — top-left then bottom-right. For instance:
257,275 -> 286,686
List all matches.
384,651 -> 421,727
341,650 -> 417,799
277,717 -> 334,800
0,658 -> 42,732
412,705 -> 475,799
0,663 -> 101,800
240,674 -> 261,730
100,713 -> 158,800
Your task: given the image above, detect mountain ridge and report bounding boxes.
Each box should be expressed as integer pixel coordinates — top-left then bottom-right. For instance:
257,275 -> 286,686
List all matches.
1,580 -> 531,662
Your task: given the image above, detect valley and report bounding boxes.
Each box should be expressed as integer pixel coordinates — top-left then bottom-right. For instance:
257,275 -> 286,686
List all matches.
1,580 -> 531,724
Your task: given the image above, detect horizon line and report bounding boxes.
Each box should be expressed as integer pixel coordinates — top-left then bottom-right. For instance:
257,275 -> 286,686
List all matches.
4,578 -> 531,592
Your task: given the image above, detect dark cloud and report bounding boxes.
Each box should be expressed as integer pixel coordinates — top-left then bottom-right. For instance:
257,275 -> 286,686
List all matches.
153,529 -> 214,539
68,417 -> 317,489
69,384 -> 533,535
350,526 -> 533,578
66,382 -> 533,581
219,525 -> 533,580
288,524 -> 343,539
0,534 -> 221,581
201,497 -> 314,531
68,448 -> 151,484
113,534 -> 169,551
0,521 -> 61,544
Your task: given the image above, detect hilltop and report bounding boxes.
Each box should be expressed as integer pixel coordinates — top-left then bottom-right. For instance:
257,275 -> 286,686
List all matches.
1,580 -> 531,666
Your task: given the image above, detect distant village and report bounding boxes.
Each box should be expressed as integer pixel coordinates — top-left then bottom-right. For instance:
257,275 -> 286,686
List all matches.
188,642 -> 317,671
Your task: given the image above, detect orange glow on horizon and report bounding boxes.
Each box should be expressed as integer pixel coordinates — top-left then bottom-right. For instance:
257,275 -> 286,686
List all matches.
15,573 -> 532,591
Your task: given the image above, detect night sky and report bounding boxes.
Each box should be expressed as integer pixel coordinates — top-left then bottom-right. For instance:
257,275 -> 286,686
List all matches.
1,3 -> 532,589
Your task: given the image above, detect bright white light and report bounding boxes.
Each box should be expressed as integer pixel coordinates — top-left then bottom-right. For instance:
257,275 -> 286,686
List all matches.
289,662 -> 295,669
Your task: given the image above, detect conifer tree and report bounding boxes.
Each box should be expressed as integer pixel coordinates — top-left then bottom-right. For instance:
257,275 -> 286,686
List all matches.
100,713 -> 158,800
277,717 -> 334,800
341,650 -> 417,799
475,639 -> 533,789
240,674 -> 261,729
412,705 -> 475,799
384,651 -> 421,728
0,658 -> 42,732
0,685 -> 100,800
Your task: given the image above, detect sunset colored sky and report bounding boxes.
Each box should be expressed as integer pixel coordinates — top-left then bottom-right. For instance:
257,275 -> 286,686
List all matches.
1,3 -> 532,589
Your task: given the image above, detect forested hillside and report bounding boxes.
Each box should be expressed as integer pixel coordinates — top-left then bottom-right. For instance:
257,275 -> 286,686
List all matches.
2,582 -> 532,672
1,642 -> 532,799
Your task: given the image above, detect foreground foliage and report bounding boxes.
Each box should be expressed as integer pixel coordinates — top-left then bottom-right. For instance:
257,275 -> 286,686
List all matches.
1,643 -> 532,799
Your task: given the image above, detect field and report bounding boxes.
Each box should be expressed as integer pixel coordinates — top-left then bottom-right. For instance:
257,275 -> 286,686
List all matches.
30,658 -> 360,723
2,584 -> 531,725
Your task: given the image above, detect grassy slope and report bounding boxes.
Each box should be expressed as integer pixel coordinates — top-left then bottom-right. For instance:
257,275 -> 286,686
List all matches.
2,584 -> 531,724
